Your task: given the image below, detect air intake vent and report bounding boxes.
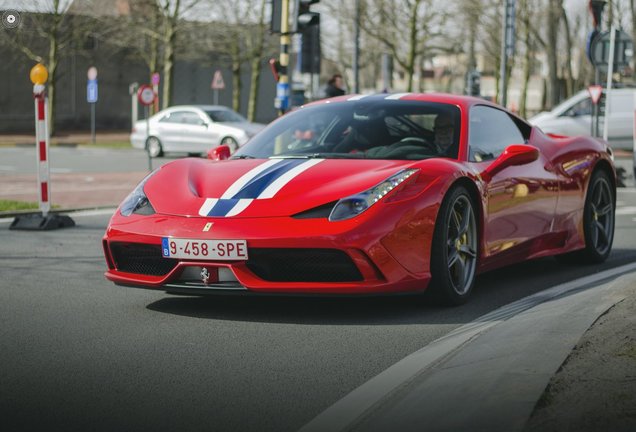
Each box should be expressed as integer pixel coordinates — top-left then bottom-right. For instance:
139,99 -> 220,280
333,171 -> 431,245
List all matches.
110,242 -> 178,276
246,248 -> 363,282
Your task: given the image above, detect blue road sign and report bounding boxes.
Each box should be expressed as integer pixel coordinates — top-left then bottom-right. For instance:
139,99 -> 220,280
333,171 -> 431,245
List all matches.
87,79 -> 98,103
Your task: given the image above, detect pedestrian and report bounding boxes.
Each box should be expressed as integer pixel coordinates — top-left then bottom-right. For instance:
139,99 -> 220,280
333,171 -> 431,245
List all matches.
324,74 -> 346,98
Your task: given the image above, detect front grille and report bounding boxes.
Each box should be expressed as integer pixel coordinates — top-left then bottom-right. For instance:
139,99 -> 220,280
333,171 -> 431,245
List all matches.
110,242 -> 178,276
246,248 -> 363,282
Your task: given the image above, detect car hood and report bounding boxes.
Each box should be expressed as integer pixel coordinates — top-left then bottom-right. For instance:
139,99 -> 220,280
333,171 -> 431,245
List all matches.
145,157 -> 420,218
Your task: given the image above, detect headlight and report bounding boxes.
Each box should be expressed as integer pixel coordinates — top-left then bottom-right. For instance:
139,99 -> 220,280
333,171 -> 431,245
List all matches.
329,169 -> 419,221
120,170 -> 158,216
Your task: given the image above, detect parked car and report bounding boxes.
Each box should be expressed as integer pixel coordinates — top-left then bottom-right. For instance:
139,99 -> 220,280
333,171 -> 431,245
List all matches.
529,88 -> 635,149
130,105 -> 265,157
105,93 -> 615,306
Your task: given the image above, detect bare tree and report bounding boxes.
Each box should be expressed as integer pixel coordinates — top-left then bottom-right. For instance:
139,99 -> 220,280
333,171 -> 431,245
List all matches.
1,0 -> 93,135
356,0 -> 448,92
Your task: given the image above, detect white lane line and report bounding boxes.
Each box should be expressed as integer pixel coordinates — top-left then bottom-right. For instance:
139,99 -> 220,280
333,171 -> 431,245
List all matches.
616,206 -> 636,215
299,262 -> 636,432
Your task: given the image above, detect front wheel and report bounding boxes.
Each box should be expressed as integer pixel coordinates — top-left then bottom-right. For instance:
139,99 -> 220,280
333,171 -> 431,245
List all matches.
429,186 -> 478,306
580,170 -> 615,263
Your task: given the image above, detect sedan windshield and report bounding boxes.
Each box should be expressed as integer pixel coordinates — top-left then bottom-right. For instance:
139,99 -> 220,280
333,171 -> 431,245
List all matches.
233,99 -> 461,160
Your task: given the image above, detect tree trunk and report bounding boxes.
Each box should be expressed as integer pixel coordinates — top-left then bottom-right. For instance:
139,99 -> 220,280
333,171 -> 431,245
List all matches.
631,0 -> 636,78
519,0 -> 531,118
162,23 -> 175,109
405,0 -> 421,92
232,40 -> 241,112
48,23 -> 59,136
247,0 -> 266,121
560,4 -> 574,98
546,0 -> 560,108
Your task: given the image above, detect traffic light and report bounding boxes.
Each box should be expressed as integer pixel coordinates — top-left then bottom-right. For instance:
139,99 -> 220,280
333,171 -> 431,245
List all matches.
294,0 -> 320,33
466,70 -> 481,97
300,24 -> 320,74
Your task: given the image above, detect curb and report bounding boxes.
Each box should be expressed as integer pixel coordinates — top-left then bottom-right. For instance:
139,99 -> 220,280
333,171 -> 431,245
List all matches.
300,262 -> 636,432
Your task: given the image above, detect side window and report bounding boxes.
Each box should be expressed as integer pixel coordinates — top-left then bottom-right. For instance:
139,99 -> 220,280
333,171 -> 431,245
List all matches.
159,111 -> 185,123
182,112 -> 206,125
468,106 -> 525,162
563,98 -> 592,117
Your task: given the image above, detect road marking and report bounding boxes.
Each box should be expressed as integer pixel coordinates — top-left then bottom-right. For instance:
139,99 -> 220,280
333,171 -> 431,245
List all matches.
616,206 -> 636,215
299,262 -> 636,432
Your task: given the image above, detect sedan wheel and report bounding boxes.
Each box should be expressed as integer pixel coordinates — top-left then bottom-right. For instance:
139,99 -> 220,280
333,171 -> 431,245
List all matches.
146,136 -> 163,157
581,170 -> 615,263
221,136 -> 238,153
430,186 -> 478,305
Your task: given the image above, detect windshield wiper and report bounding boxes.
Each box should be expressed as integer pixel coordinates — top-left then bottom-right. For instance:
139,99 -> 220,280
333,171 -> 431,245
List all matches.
231,154 -> 256,159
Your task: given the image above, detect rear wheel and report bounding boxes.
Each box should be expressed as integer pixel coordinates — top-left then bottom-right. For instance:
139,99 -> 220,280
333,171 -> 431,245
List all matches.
221,136 -> 238,153
429,186 -> 478,306
146,136 -> 163,157
579,170 -> 615,263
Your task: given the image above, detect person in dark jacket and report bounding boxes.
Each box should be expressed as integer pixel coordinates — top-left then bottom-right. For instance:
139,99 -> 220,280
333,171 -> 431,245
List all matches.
324,74 -> 345,98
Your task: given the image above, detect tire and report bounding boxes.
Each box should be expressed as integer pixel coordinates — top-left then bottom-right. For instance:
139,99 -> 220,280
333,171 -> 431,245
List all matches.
579,170 -> 615,263
220,136 -> 239,153
429,186 -> 478,306
146,136 -> 163,157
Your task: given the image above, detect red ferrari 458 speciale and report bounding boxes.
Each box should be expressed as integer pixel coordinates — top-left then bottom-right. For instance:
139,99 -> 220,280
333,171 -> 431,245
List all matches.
103,93 -> 616,305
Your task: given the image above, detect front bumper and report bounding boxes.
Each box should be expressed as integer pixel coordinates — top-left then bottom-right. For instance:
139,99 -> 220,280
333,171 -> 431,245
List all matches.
103,210 -> 435,295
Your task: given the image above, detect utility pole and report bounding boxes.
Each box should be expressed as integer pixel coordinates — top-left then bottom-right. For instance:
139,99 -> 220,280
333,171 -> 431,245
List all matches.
275,0 -> 291,116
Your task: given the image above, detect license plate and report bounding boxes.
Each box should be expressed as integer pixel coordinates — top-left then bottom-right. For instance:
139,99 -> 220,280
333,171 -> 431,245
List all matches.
162,238 -> 248,260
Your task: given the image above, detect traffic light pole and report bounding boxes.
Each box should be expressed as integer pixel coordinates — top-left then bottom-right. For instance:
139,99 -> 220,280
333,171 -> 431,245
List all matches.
277,0 -> 291,116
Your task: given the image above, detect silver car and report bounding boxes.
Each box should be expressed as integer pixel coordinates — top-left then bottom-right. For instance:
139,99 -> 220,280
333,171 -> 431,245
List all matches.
130,105 -> 266,157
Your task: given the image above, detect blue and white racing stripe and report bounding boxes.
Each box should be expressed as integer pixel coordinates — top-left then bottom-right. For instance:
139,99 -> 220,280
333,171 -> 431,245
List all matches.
198,158 -> 323,217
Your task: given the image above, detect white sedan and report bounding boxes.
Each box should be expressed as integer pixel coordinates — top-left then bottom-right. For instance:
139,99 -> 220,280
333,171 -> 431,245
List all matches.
130,105 -> 266,157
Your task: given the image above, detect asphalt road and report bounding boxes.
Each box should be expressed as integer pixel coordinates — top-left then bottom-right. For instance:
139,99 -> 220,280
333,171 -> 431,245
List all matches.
1,186 -> 635,432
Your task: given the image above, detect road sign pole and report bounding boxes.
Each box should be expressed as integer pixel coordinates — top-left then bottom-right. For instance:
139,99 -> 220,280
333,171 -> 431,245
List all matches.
146,106 -> 152,172
91,102 -> 96,144
603,26 -> 616,142
214,89 -> 219,105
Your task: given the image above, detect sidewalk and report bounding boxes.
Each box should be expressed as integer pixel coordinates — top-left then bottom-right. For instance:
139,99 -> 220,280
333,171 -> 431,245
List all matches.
0,171 -> 147,213
0,131 -> 130,147
301,268 -> 636,432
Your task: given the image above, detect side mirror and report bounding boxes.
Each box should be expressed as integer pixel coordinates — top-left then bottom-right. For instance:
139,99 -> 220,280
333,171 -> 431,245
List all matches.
208,145 -> 231,161
481,144 -> 539,181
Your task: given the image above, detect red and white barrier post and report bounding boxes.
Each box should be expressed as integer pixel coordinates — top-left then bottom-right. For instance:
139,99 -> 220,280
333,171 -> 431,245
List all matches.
10,63 -> 74,230
34,82 -> 50,216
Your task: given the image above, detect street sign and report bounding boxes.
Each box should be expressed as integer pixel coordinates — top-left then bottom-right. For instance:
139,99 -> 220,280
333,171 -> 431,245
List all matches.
590,29 -> 633,72
87,79 -> 98,103
137,85 -> 155,106
211,70 -> 225,90
588,85 -> 603,104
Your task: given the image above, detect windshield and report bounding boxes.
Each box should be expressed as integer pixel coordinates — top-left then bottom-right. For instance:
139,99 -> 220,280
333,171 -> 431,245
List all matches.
205,109 -> 247,123
233,100 -> 461,160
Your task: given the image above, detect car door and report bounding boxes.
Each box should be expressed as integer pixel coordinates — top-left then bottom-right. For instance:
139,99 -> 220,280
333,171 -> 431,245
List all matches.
468,105 -> 559,261
606,91 -> 634,142
180,111 -> 213,153
156,111 -> 187,152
